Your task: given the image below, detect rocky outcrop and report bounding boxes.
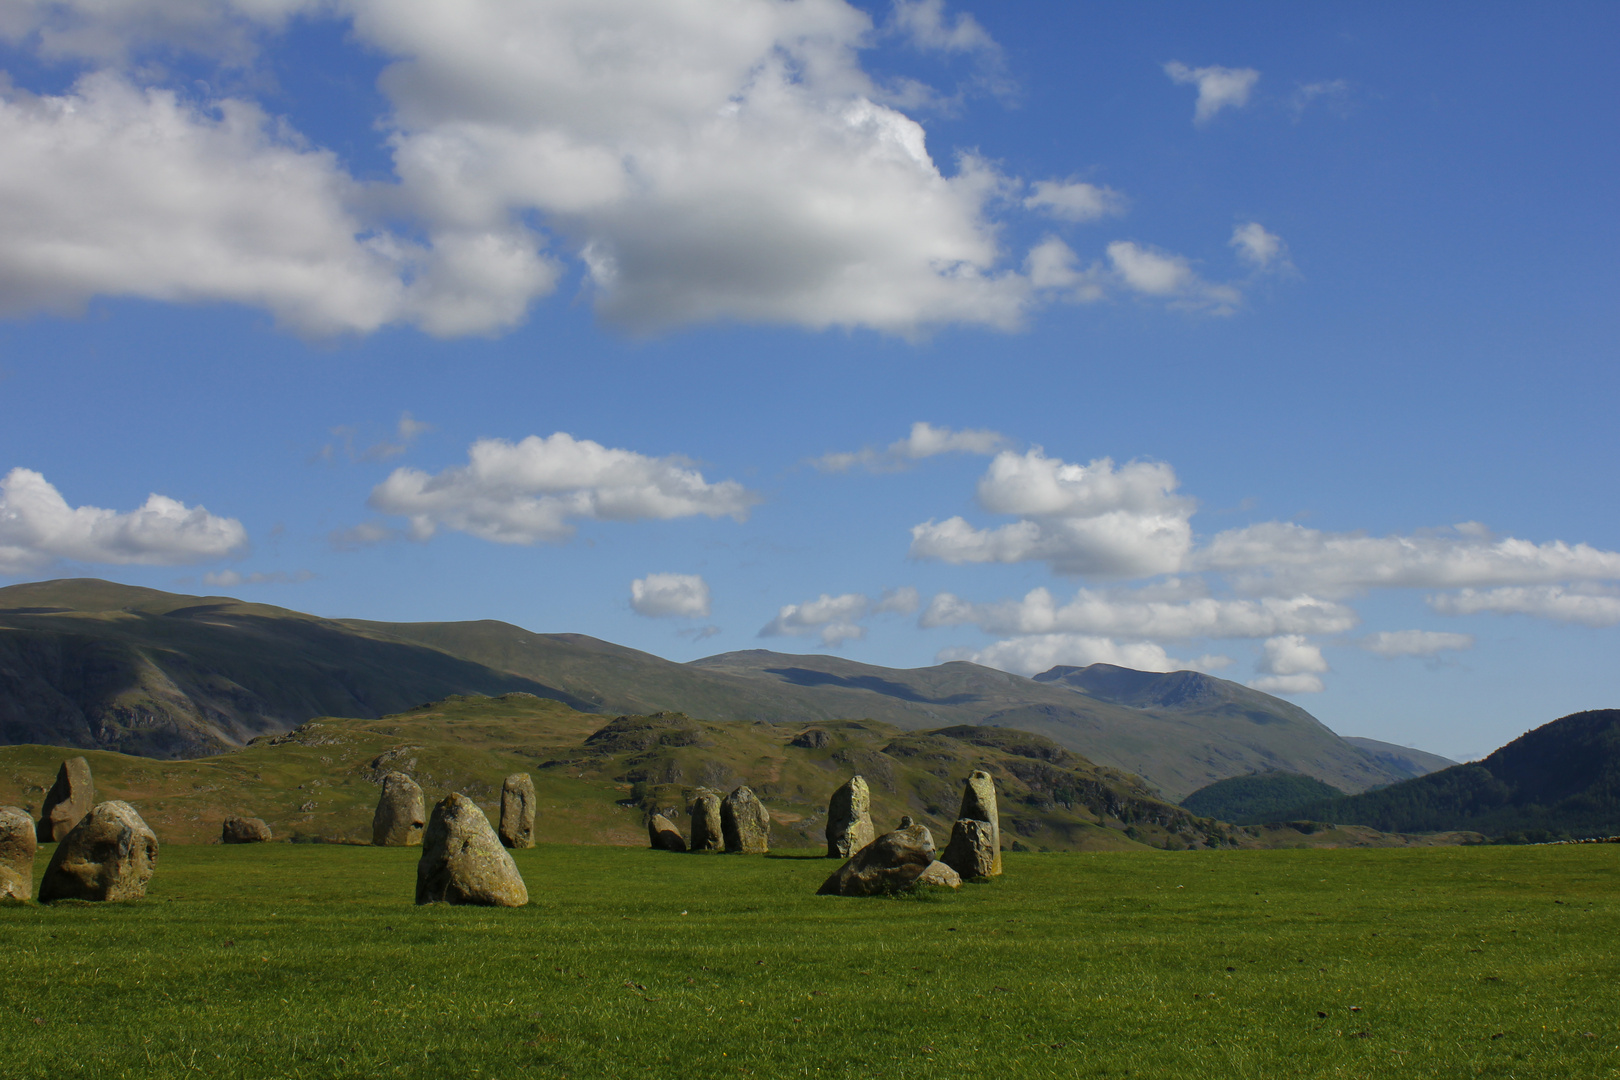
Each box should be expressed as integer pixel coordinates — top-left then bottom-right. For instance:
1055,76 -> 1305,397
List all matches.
940,818 -> 996,879
648,813 -> 687,852
0,806 -> 36,900
790,728 -> 832,749
499,773 -> 536,849
221,817 -> 273,844
372,771 -> 426,847
817,823 -> 942,896
959,770 -> 1002,875
36,756 -> 93,843
37,801 -> 158,903
721,786 -> 770,854
688,789 -> 723,851
825,775 -> 874,858
415,793 -> 528,907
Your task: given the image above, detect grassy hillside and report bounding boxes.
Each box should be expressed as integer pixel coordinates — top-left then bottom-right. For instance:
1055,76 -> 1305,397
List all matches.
1342,736 -> 1458,779
1180,772 -> 1349,823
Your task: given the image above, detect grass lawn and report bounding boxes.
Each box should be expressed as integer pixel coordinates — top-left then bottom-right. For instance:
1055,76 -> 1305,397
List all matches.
1,843 -> 1616,1079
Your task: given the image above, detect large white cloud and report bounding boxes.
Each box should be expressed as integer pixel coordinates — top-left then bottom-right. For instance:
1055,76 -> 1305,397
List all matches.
922,585 -> 1357,639
1248,634 -> 1328,695
940,634 -> 1230,677
368,433 -> 759,544
630,573 -> 712,618
758,585 -> 919,648
1427,585 -> 1620,628
0,467 -> 247,573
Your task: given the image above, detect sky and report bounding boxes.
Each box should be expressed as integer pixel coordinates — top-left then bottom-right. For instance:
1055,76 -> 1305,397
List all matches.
0,1 -> 1614,762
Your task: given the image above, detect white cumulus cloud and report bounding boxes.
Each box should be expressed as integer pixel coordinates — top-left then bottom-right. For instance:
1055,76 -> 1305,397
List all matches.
1230,222 -> 1287,269
1360,630 -> 1475,658
1106,241 -> 1242,313
630,573 -> 712,619
921,586 -> 1357,639
1164,61 -> 1260,124
1427,585 -> 1620,628
940,634 -> 1231,677
1249,634 -> 1327,694
760,592 -> 872,649
1023,179 -> 1127,223
813,421 -> 1006,473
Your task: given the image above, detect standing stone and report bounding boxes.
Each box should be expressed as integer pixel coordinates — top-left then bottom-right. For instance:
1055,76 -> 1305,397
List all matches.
0,806 -> 36,901
37,801 -> 158,903
415,793 -> 528,907
721,786 -> 770,854
817,823 -> 949,896
36,757 -> 93,843
825,775 -> 875,858
958,770 -> 1002,876
940,818 -> 997,879
498,773 -> 536,849
688,789 -> 723,851
221,817 -> 273,844
648,813 -> 687,852
372,771 -> 426,847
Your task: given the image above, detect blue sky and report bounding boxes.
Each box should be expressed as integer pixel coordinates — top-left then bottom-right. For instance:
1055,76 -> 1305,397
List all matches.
0,1 -> 1614,761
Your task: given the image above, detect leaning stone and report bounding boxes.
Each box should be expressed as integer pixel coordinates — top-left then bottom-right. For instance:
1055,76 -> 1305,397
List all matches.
958,770 -> 1002,876
221,817 -> 273,844
688,789 -> 723,851
37,801 -> 158,903
36,756 -> 93,843
940,818 -> 996,879
817,823 -> 937,896
915,860 -> 962,889
499,773 -> 536,849
415,793 -> 527,907
721,786 -> 770,854
648,813 -> 687,852
0,806 -> 36,900
372,771 -> 426,846
825,775 -> 875,858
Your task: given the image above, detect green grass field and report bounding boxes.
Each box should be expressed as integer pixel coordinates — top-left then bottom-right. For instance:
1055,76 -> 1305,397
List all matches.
2,844 -> 1616,1079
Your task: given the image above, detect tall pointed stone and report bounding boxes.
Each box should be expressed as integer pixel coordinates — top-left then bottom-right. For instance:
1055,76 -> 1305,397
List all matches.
721,786 -> 770,854
940,818 -> 996,879
0,806 -> 36,901
415,793 -> 527,907
825,775 -> 875,858
498,773 -> 536,849
688,788 -> 723,851
36,757 -> 93,843
38,801 -> 157,903
956,770 -> 1002,875
372,771 -> 425,847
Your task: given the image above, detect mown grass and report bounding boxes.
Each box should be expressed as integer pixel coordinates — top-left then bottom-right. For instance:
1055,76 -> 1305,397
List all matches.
1,843 -> 1617,1078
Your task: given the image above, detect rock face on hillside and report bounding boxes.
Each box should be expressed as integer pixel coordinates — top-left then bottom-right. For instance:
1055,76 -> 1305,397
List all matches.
958,770 -> 1002,876
818,823 -> 946,896
37,801 -> 158,903
648,813 -> 687,852
36,756 -> 93,842
499,773 -> 536,849
941,818 -> 996,878
221,817 -> 272,844
721,786 -> 770,854
372,771 -> 426,847
688,789 -> 723,851
0,805 -> 36,900
791,728 -> 832,749
825,775 -> 875,858
415,793 -> 527,907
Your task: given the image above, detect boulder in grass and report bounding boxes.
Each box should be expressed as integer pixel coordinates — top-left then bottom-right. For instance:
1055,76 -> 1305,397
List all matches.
958,770 -> 1002,876
648,813 -> 687,852
721,786 -> 770,854
37,801 -> 158,903
221,817 -> 273,844
415,793 -> 528,907
499,773 -> 536,849
372,771 -> 426,847
915,861 -> 963,889
825,775 -> 874,859
816,823 -> 939,897
688,789 -> 723,852
36,757 -> 93,843
0,805 -> 36,901
940,818 -> 996,879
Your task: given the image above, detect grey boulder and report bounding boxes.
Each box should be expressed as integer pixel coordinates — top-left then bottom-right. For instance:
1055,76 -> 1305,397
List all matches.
499,773 -> 536,849
688,789 -> 723,851
825,775 -> 875,859
36,756 -> 93,843
372,771 -> 426,847
648,813 -> 687,852
0,805 -> 36,900
941,818 -> 997,879
221,817 -> 273,844
415,793 -> 528,907
817,823 -> 942,896
38,801 -> 158,903
721,786 -> 770,854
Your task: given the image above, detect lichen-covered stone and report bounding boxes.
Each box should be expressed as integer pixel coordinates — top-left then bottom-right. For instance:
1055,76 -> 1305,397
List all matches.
372,771 -> 425,847
816,823 -> 937,896
915,860 -> 962,889
36,757 -> 93,843
499,773 -> 536,849
648,813 -> 687,852
959,770 -> 1002,876
221,817 -> 272,844
0,805 -> 36,900
825,775 -> 874,858
37,801 -> 157,903
415,793 -> 527,907
721,786 -> 770,854
940,818 -> 996,878
688,789 -> 723,851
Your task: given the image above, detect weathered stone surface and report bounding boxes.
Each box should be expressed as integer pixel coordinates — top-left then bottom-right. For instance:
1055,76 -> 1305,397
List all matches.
648,813 -> 687,852
37,801 -> 157,903
0,805 -> 36,901
36,757 -> 93,843
221,817 -> 273,844
817,824 -> 937,896
415,793 -> 527,907
790,728 -> 832,749
915,860 -> 962,889
688,789 -> 723,851
372,771 -> 425,847
721,786 -> 770,854
940,818 -> 996,879
959,770 -> 1002,875
825,775 -> 875,858
499,773 -> 536,849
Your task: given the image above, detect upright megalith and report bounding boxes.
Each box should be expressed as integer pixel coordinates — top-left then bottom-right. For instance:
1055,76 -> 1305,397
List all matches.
415,793 -> 528,907
817,822 -> 958,896
648,813 -> 687,852
38,801 -> 158,903
221,817 -> 273,844
958,770 -> 1002,876
688,789 -> 723,852
499,773 -> 536,849
825,776 -> 874,858
372,771 -> 425,847
721,786 -> 770,854
37,757 -> 93,843
0,806 -> 36,901
940,818 -> 996,879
